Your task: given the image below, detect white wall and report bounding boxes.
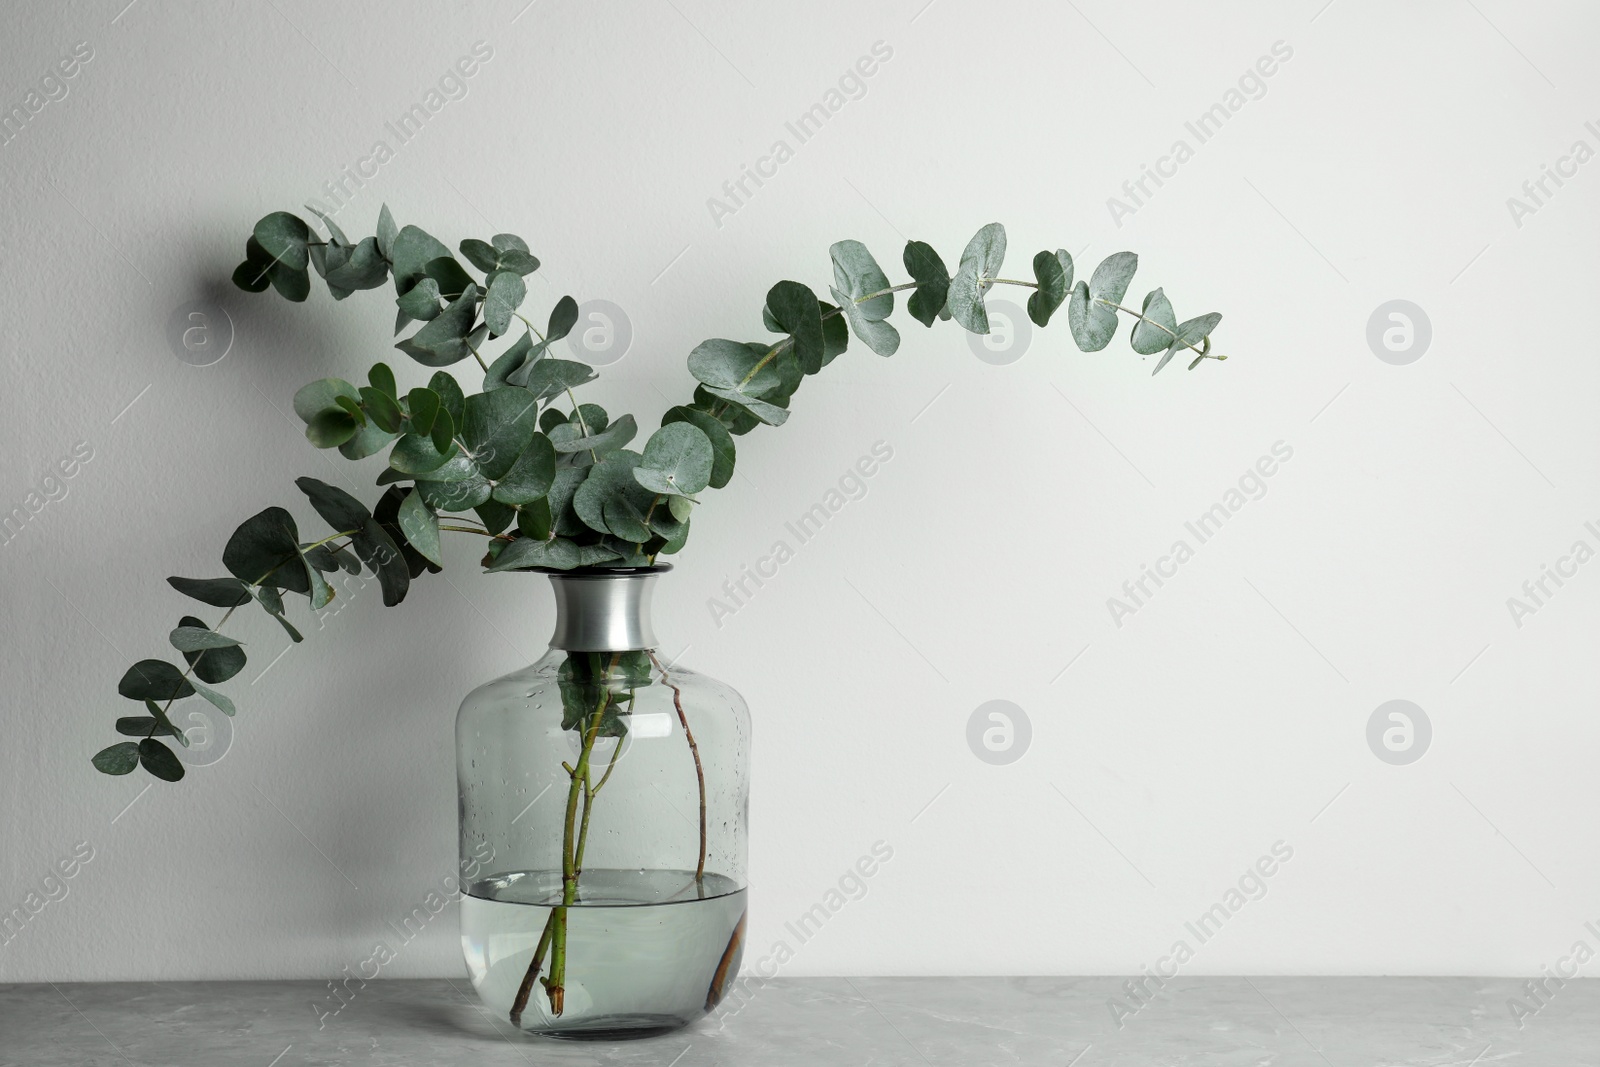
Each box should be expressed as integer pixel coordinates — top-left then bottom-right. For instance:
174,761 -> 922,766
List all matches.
2,0 -> 1595,982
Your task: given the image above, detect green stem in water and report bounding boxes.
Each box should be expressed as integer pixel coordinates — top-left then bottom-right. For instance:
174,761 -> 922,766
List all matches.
532,652 -> 621,1019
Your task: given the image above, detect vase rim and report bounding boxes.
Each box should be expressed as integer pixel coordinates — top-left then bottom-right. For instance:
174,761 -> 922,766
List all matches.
531,563 -> 668,579
533,564 -> 673,579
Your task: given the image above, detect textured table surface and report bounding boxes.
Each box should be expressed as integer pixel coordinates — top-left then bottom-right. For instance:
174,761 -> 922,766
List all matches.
3,977 -> 1596,1066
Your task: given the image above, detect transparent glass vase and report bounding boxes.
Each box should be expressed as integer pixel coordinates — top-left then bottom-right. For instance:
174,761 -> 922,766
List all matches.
457,565 -> 750,1038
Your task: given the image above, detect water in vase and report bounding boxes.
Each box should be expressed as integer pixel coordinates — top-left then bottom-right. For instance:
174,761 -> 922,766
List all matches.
462,868 -> 747,1037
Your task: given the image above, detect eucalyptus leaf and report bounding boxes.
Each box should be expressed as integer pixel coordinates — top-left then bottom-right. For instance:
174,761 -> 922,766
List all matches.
947,223 -> 1007,333
368,362 -> 397,399
430,407 -> 455,456
169,626 -> 242,653
662,406 -> 735,489
266,261 -> 310,302
429,372 -> 465,427
548,413 -> 637,457
829,240 -> 893,321
416,470 -> 492,511
397,489 -> 443,566
522,358 -> 596,402
303,559 -> 335,609
688,338 -> 784,394
253,212 -> 310,271
306,205 -> 350,249
351,518 -> 410,606
396,284 -> 481,367
223,507 -> 307,592
480,273 -> 524,340
425,256 -> 476,300
1155,312 -> 1222,375
407,387 -> 440,435
295,477 -> 371,533
765,281 -> 825,375
701,385 -> 791,426
484,332 -> 532,391
184,630 -> 246,684
293,378 -> 360,424
829,286 -> 900,357
518,497 -> 553,541
903,240 -> 950,328
324,236 -> 387,294
573,451 -> 655,539
138,738 -> 185,782
92,741 -> 140,775
1027,249 -> 1072,327
390,433 -> 454,475
189,677 -> 237,718
463,387 -> 541,480
487,535 -> 582,571
376,204 -> 398,261
1129,288 -> 1178,355
337,419 -> 399,461
232,237 -> 274,293
391,224 -> 453,295
360,385 -> 404,434
1068,251 -> 1139,351
167,576 -> 252,608
635,422 -> 714,496
118,660 -> 194,702
396,276 -> 444,323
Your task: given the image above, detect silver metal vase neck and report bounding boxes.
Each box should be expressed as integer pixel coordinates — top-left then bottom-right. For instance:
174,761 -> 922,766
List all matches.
545,567 -> 667,652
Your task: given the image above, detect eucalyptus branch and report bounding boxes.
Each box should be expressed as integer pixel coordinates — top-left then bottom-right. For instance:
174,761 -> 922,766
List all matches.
105,207 -> 1230,791
649,651 -> 707,885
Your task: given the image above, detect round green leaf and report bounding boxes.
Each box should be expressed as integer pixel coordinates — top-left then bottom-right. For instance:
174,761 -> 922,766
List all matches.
662,406 -> 735,489
947,223 -> 1007,333
138,738 -> 185,782
118,660 -> 194,702
635,422 -> 714,496
92,741 -> 140,775
1027,249 -> 1073,328
293,378 -> 361,424
223,507 -> 307,593
1129,288 -> 1178,355
253,212 -> 310,271
903,240 -> 950,328
829,240 -> 893,321
493,434 -> 557,506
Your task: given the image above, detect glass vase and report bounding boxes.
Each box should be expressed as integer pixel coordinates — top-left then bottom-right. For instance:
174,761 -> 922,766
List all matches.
456,565 -> 750,1038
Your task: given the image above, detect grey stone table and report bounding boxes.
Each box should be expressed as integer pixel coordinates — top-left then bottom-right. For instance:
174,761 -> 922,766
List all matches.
3,977 -> 1596,1066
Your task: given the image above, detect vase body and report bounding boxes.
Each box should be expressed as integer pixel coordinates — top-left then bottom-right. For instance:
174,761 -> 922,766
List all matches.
456,567 -> 750,1038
